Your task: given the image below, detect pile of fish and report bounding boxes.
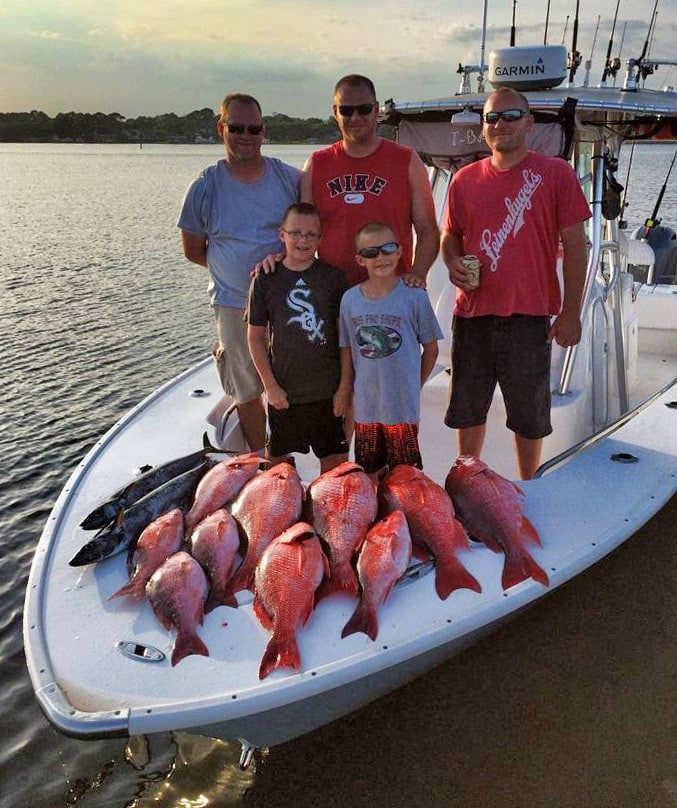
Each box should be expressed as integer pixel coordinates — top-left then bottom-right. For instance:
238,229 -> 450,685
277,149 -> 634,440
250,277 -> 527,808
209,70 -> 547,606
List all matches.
72,441 -> 549,677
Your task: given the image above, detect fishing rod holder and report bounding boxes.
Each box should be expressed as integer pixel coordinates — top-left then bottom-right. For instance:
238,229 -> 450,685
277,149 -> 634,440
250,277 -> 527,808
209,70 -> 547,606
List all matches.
456,63 -> 486,95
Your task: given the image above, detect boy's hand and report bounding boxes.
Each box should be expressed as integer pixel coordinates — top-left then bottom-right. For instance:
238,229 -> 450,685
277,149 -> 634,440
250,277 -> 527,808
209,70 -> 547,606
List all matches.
266,383 -> 289,410
333,386 -> 352,418
251,251 -> 284,277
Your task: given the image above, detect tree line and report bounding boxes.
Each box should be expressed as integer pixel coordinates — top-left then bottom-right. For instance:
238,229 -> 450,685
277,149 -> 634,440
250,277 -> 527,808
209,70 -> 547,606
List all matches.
0,109 -> 344,144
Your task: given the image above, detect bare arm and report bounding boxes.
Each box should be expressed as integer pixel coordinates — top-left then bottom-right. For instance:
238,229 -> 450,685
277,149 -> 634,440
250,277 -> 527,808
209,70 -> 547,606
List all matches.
420,340 -> 439,386
180,231 -> 208,268
334,346 -> 354,417
408,152 -> 440,283
440,229 -> 475,291
247,324 -> 289,409
548,221 -> 587,347
300,165 -> 313,202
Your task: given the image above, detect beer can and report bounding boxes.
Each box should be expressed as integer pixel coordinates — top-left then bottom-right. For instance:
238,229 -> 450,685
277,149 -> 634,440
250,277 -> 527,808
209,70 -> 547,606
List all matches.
461,255 -> 481,289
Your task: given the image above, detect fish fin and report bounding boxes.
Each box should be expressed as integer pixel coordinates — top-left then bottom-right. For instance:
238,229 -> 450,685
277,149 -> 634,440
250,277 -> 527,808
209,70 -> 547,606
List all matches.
435,557 -> 482,600
223,562 -> 255,599
171,631 -> 209,666
411,543 -> 431,563
253,595 -> 274,630
258,629 -> 301,679
502,549 -> 549,590
327,562 -> 359,597
204,590 -> 238,613
341,599 -> 378,641
520,515 -> 542,547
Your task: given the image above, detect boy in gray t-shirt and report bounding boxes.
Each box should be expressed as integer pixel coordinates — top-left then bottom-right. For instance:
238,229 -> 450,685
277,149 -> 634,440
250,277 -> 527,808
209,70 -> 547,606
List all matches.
338,222 -> 443,476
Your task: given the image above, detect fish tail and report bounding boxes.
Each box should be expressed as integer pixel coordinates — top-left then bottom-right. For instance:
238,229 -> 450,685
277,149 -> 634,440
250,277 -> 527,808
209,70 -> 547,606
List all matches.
204,589 -> 238,613
108,576 -> 147,601
502,549 -> 550,590
315,563 -> 358,601
223,562 -> 255,599
435,556 -> 482,600
341,598 -> 378,641
258,628 -> 301,679
171,630 -> 209,666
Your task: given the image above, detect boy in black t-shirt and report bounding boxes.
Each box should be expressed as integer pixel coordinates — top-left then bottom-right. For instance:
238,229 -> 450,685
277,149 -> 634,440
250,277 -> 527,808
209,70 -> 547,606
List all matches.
247,203 -> 350,473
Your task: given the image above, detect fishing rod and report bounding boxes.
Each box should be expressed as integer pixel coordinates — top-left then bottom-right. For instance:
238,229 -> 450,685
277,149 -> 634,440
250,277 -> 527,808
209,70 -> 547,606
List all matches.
613,21 -> 627,87
543,0 -> 551,45
561,15 -> 569,46
567,0 -> 581,86
583,15 -> 601,87
618,138 -> 635,230
642,148 -> 677,237
600,0 -> 621,86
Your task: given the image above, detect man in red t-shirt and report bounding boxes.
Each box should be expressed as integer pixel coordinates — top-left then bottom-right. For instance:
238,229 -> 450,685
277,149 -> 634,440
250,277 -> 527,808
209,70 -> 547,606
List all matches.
301,74 -> 439,287
441,87 -> 591,479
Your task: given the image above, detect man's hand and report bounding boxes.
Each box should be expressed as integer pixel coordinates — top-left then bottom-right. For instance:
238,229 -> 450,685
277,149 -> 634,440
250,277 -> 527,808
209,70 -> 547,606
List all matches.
547,309 -> 581,347
401,272 -> 426,289
447,254 -> 476,292
251,251 -> 284,277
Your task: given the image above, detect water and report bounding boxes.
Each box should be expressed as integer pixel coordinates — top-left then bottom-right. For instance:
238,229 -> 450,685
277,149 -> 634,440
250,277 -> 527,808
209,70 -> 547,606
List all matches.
1,141 -> 676,808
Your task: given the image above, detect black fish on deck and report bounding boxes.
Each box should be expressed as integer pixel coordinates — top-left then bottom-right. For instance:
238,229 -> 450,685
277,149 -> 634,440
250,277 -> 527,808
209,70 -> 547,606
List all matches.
69,461 -> 213,566
79,433 -> 224,530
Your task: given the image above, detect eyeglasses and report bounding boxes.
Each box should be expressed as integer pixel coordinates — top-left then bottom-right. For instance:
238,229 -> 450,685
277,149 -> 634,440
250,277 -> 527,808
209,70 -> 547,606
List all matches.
482,109 -> 528,124
281,228 -> 321,241
357,241 -> 399,259
225,123 -> 264,135
337,103 -> 376,117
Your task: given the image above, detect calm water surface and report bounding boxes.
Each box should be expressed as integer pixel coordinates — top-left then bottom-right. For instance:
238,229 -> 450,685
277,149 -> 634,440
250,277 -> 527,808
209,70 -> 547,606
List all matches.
0,142 -> 676,808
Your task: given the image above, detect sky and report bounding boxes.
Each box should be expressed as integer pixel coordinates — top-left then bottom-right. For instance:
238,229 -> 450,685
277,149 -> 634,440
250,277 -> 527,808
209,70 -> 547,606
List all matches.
2,0 -> 676,120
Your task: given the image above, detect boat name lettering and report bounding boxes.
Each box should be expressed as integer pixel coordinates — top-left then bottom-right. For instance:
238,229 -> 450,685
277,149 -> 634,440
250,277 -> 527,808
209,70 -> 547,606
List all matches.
327,174 -> 387,198
450,129 -> 485,147
480,168 -> 543,271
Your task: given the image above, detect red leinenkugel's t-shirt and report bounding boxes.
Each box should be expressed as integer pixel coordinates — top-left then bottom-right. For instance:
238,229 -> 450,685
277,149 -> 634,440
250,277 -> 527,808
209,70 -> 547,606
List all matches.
442,151 -> 591,317
310,139 -> 413,286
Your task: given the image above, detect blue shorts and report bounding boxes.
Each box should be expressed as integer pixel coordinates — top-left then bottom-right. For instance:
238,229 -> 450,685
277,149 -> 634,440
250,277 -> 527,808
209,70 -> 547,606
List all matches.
268,398 -> 348,460
445,314 -> 553,440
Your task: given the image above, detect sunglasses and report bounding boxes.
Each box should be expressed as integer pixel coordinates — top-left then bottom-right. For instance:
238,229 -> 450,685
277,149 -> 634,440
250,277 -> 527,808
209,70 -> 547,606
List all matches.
337,103 -> 375,117
225,123 -> 264,135
357,241 -> 399,259
482,109 -> 528,124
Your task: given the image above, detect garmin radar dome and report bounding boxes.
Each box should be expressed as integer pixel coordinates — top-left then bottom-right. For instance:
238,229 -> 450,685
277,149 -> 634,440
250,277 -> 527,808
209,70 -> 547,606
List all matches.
488,45 -> 568,90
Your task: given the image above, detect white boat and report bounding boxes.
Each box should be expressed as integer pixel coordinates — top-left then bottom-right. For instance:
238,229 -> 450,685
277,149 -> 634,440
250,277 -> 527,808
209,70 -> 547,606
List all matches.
24,40 -> 677,768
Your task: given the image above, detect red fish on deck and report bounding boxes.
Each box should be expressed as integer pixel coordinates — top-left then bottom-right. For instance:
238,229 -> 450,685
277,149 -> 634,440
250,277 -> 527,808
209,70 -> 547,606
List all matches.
109,508 -> 184,601
146,551 -> 209,666
379,465 -> 481,600
253,522 -> 329,679
444,455 -> 549,590
188,508 -> 240,612
306,461 -> 377,597
226,462 -> 304,597
342,509 -> 412,641
184,452 -> 261,534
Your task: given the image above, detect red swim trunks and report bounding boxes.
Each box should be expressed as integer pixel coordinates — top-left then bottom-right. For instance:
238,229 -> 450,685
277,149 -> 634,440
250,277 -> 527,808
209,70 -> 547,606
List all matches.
354,422 -> 422,474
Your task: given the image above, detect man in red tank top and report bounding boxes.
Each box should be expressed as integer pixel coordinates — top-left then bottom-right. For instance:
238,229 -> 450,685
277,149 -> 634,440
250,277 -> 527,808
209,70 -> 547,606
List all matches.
301,75 -> 439,287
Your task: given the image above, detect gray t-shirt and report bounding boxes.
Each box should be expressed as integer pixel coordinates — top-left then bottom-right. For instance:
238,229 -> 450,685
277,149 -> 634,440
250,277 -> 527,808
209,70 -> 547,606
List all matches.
177,158 -> 302,308
339,280 -> 443,424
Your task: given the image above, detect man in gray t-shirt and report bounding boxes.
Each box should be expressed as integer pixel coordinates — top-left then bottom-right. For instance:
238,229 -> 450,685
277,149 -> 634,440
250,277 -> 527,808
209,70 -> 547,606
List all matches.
177,93 -> 301,451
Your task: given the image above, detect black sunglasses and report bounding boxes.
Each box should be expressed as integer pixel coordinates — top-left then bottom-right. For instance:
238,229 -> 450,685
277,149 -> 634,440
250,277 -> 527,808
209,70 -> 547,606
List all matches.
357,241 -> 399,259
337,103 -> 375,117
225,123 -> 264,135
482,109 -> 528,124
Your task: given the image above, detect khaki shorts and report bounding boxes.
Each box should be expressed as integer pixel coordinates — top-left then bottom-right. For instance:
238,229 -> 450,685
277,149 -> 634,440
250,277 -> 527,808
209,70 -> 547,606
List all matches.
213,305 -> 264,404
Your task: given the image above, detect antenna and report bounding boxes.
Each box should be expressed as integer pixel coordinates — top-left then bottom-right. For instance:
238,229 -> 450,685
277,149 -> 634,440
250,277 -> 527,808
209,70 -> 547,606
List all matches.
583,15 -> 601,87
544,0 -> 551,45
613,21 -> 627,87
600,0 -> 621,86
561,15 -> 569,46
510,0 -> 517,46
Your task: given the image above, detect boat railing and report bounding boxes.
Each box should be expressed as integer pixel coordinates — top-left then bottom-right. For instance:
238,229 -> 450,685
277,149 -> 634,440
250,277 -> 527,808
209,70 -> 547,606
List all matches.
534,375 -> 677,478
